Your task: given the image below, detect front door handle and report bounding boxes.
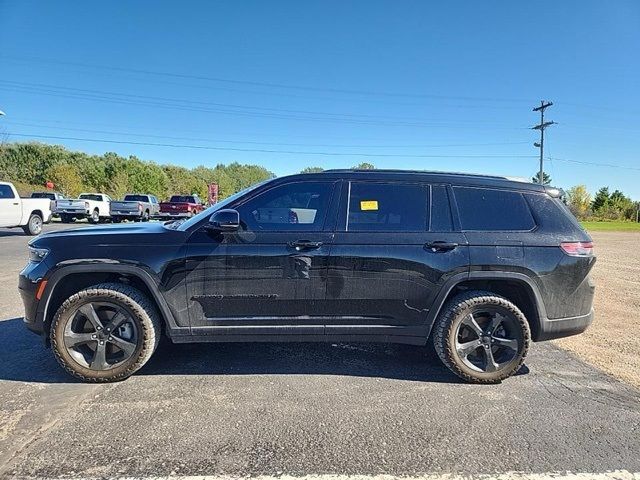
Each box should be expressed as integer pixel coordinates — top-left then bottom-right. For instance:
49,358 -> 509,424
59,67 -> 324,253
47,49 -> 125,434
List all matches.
288,240 -> 323,251
425,241 -> 458,252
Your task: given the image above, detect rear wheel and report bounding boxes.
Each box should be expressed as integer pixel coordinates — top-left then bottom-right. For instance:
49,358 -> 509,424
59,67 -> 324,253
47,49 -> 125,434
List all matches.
50,283 -> 162,382
142,210 -> 150,222
23,213 -> 43,235
432,290 -> 530,383
89,209 -> 100,224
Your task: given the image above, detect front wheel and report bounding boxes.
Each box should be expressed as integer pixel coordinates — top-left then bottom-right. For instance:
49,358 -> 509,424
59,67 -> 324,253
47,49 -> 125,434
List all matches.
432,290 -> 530,384
23,213 -> 43,235
50,283 -> 162,382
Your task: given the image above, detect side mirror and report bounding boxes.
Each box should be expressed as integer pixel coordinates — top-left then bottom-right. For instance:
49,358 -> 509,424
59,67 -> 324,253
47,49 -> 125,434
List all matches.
208,209 -> 240,231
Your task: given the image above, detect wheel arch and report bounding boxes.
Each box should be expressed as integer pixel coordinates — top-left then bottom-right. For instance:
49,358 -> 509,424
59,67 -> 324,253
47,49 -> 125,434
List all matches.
427,272 -> 547,342
40,264 -> 182,342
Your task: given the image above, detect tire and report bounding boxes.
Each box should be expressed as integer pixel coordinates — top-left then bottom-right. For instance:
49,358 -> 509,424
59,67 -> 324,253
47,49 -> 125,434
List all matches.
50,283 -> 162,383
432,290 -> 530,384
89,209 -> 100,224
142,210 -> 150,222
22,213 -> 43,235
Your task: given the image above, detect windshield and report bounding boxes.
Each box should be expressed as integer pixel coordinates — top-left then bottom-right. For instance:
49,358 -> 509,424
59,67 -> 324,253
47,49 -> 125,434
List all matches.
173,179 -> 272,231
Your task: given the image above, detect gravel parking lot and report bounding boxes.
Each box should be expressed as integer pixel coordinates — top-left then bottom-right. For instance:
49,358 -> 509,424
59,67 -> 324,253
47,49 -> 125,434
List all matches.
1,223 -> 639,479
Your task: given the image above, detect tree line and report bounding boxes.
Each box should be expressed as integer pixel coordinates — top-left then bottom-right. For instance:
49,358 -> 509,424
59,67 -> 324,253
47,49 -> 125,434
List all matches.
1,142 -> 637,221
0,142 -> 274,201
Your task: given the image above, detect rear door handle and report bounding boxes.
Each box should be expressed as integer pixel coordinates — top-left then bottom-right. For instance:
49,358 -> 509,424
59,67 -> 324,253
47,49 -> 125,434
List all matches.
288,240 -> 323,251
425,241 -> 458,252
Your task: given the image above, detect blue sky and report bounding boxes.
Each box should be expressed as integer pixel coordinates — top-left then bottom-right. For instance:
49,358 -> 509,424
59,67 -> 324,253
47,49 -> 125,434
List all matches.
1,0 -> 639,198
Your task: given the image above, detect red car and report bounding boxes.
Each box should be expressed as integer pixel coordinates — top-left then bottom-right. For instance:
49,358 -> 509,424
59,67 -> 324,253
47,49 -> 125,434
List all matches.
159,194 -> 204,219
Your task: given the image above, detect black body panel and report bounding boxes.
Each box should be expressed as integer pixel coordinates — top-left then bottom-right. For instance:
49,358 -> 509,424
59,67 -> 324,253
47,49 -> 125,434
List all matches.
19,170 -> 595,347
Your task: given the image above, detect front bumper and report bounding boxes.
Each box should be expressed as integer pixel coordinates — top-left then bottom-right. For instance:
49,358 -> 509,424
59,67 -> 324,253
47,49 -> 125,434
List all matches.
535,308 -> 594,341
18,274 -> 45,336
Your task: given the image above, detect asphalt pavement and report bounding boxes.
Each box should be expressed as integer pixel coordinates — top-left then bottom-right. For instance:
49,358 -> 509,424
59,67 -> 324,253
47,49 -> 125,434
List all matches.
0,222 -> 639,479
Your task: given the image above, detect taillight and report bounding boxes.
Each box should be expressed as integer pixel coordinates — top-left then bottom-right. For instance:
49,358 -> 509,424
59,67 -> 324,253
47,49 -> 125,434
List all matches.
138,202 -> 143,211
84,201 -> 90,209
560,241 -> 594,256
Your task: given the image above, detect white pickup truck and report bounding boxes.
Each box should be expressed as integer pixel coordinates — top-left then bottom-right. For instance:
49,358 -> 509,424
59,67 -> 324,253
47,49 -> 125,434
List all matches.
0,181 -> 53,235
54,193 -> 112,223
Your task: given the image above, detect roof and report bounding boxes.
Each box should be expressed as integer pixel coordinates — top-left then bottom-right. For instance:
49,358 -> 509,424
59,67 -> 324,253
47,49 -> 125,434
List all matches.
285,169 -> 547,193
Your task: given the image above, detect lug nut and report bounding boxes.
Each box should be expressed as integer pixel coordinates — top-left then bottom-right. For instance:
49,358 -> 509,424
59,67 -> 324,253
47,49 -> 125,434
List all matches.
99,341 -> 104,345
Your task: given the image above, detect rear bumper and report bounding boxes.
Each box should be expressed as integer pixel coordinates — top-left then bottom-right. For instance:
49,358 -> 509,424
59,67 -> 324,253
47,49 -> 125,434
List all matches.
535,308 -> 594,341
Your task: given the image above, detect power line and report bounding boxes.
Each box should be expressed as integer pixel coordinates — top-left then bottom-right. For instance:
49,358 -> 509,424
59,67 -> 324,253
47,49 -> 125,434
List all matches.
548,156 -> 640,172
0,84 -> 528,130
5,132 -> 537,159
0,80 -> 525,126
5,120 -> 531,149
0,54 -> 532,103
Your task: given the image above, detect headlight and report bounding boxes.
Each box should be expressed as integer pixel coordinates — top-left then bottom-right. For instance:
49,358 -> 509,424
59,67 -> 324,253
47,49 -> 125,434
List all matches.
29,246 -> 49,263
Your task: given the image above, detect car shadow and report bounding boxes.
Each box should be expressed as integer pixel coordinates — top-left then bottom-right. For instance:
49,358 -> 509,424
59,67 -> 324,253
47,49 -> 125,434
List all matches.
0,229 -> 30,237
0,317 -> 529,384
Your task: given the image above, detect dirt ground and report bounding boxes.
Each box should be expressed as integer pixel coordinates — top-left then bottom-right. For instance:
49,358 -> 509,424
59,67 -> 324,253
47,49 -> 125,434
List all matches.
556,231 -> 640,388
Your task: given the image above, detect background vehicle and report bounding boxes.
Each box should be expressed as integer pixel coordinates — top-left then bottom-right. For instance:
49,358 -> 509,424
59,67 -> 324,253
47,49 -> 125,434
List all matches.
0,181 -> 52,235
110,194 -> 160,223
20,170 -> 595,383
54,193 -> 112,223
159,194 -> 203,219
31,192 -> 67,218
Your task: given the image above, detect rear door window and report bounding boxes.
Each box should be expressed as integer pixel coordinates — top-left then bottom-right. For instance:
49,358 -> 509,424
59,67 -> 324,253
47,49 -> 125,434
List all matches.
346,182 -> 429,232
453,186 -> 535,231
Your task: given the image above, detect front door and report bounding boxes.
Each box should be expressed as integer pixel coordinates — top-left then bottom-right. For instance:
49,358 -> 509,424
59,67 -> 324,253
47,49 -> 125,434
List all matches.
186,180 -> 338,336
0,184 -> 21,227
325,181 -> 469,338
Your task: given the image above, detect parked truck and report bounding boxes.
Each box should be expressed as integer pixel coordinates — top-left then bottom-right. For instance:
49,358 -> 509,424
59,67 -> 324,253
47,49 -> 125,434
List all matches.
54,193 -> 112,223
159,194 -> 204,219
0,181 -> 53,235
110,194 -> 160,223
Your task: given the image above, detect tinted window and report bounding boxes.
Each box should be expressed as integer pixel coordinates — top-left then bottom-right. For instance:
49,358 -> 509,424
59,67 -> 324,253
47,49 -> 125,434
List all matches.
430,185 -> 453,232
170,195 -> 196,203
31,192 -> 55,200
454,187 -> 535,231
346,182 -> 428,232
79,194 -> 103,201
124,195 -> 149,202
0,185 -> 15,199
238,181 -> 333,231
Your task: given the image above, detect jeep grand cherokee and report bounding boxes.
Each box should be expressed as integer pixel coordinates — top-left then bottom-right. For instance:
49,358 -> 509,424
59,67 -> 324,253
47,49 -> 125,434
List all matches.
19,170 -> 596,383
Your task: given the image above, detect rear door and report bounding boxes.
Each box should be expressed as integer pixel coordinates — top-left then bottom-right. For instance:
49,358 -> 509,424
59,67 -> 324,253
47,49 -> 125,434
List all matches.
325,180 -> 469,337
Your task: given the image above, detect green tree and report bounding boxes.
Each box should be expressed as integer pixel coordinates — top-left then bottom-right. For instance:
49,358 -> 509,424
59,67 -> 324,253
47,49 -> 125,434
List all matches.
300,166 -> 324,173
531,171 -> 552,185
565,185 -> 591,219
591,187 -> 610,212
352,162 -> 375,170
46,163 -> 83,197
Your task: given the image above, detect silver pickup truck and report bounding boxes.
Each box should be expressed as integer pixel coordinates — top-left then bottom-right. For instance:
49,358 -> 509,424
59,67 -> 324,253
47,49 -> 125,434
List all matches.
110,194 -> 160,222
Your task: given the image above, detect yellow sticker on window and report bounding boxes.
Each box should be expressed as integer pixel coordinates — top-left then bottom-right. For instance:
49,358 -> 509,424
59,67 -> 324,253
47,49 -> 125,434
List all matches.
360,200 -> 378,211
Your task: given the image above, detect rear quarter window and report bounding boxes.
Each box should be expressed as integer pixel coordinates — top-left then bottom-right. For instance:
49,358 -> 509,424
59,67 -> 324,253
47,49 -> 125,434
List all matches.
453,186 -> 535,231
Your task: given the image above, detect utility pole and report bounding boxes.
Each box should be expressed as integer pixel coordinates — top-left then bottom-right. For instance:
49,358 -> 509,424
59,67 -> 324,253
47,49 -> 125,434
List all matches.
532,101 -> 555,184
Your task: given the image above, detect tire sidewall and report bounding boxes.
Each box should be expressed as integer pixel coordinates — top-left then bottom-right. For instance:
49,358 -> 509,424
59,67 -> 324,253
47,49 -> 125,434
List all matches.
434,292 -> 531,383
28,214 -> 43,235
51,289 -> 154,382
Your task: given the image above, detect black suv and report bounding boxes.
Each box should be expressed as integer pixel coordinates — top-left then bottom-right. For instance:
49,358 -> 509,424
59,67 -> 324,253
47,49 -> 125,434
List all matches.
19,170 -> 596,383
